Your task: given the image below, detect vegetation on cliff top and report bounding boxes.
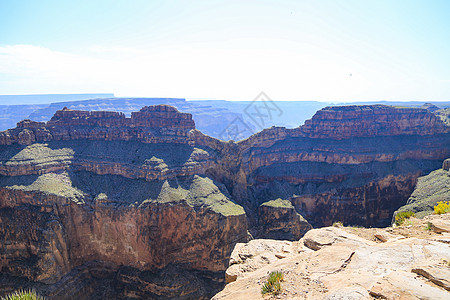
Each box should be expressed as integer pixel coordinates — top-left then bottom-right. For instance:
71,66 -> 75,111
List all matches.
1,290 -> 44,300
2,172 -> 85,203
436,108 -> 450,125
396,168 -> 450,218
0,141 -> 211,171
260,198 -> 293,208
394,211 -> 415,226
0,171 -> 245,216
434,201 -> 450,215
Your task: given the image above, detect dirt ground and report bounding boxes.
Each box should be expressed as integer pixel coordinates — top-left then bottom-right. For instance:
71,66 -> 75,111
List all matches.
342,213 -> 450,241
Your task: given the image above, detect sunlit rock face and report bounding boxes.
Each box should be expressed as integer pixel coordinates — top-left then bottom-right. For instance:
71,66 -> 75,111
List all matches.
0,104 -> 449,299
243,106 -> 449,227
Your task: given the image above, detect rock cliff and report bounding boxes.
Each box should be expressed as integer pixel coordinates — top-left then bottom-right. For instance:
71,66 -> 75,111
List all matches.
231,105 -> 450,228
0,106 -> 247,299
0,105 -> 195,146
257,199 -> 312,240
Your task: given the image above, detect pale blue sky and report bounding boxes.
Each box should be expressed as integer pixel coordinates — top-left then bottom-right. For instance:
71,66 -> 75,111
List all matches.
1,0 -> 449,101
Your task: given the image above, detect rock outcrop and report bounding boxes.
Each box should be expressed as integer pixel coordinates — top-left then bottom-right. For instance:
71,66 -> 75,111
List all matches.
0,106 -> 247,299
444,158 -> 450,171
299,104 -> 448,138
421,102 -> 441,112
214,214 -> 450,299
257,199 -> 312,240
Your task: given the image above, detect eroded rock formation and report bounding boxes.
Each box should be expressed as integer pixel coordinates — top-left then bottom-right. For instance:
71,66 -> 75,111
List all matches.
231,105 -> 450,227
257,199 -> 312,240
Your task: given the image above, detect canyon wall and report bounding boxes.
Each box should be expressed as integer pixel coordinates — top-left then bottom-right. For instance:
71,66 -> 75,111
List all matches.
232,105 -> 450,227
0,106 -> 247,299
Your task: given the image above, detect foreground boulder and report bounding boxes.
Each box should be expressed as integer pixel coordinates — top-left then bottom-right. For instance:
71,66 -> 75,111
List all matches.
257,199 -> 312,240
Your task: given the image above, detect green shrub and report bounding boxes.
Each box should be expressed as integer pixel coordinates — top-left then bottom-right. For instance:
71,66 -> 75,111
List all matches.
261,271 -> 284,295
395,211 -> 415,226
1,290 -> 44,300
424,221 -> 432,231
332,221 -> 343,227
434,201 -> 450,215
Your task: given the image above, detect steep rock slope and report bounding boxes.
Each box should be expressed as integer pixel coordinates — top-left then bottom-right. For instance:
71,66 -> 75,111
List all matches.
395,158 -> 450,218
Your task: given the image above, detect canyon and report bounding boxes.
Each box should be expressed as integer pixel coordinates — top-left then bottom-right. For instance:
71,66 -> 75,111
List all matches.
0,104 -> 449,299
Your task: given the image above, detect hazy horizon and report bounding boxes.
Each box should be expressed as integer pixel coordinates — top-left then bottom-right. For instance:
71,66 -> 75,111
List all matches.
1,0 -> 450,103
1,93 -> 450,106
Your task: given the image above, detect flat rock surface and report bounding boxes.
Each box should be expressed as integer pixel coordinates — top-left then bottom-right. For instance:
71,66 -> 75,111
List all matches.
213,214 -> 450,299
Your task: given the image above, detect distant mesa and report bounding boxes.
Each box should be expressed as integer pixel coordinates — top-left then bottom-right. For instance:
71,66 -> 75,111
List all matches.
299,104 -> 448,139
0,104 -> 196,145
421,102 -> 440,112
49,104 -> 195,129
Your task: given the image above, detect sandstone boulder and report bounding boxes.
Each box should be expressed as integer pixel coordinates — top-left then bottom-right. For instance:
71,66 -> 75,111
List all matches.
257,199 -> 312,240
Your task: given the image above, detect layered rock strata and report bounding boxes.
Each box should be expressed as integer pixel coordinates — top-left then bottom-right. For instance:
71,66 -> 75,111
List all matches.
0,105 -> 195,145
232,105 -> 450,227
257,199 -> 312,240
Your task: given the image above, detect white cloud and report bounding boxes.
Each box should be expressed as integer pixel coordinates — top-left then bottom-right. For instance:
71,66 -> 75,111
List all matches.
0,44 -> 448,101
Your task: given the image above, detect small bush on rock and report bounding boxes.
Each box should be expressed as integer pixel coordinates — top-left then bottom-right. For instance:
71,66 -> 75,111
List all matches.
395,211 -> 415,226
261,271 -> 284,295
1,290 -> 44,300
332,221 -> 343,227
434,201 -> 450,215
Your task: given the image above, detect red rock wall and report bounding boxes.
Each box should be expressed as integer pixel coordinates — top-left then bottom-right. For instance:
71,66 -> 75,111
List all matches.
299,105 -> 448,139
0,105 -> 196,146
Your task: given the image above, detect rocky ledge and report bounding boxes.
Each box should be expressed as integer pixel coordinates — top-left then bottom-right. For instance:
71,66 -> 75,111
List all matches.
214,214 -> 450,299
